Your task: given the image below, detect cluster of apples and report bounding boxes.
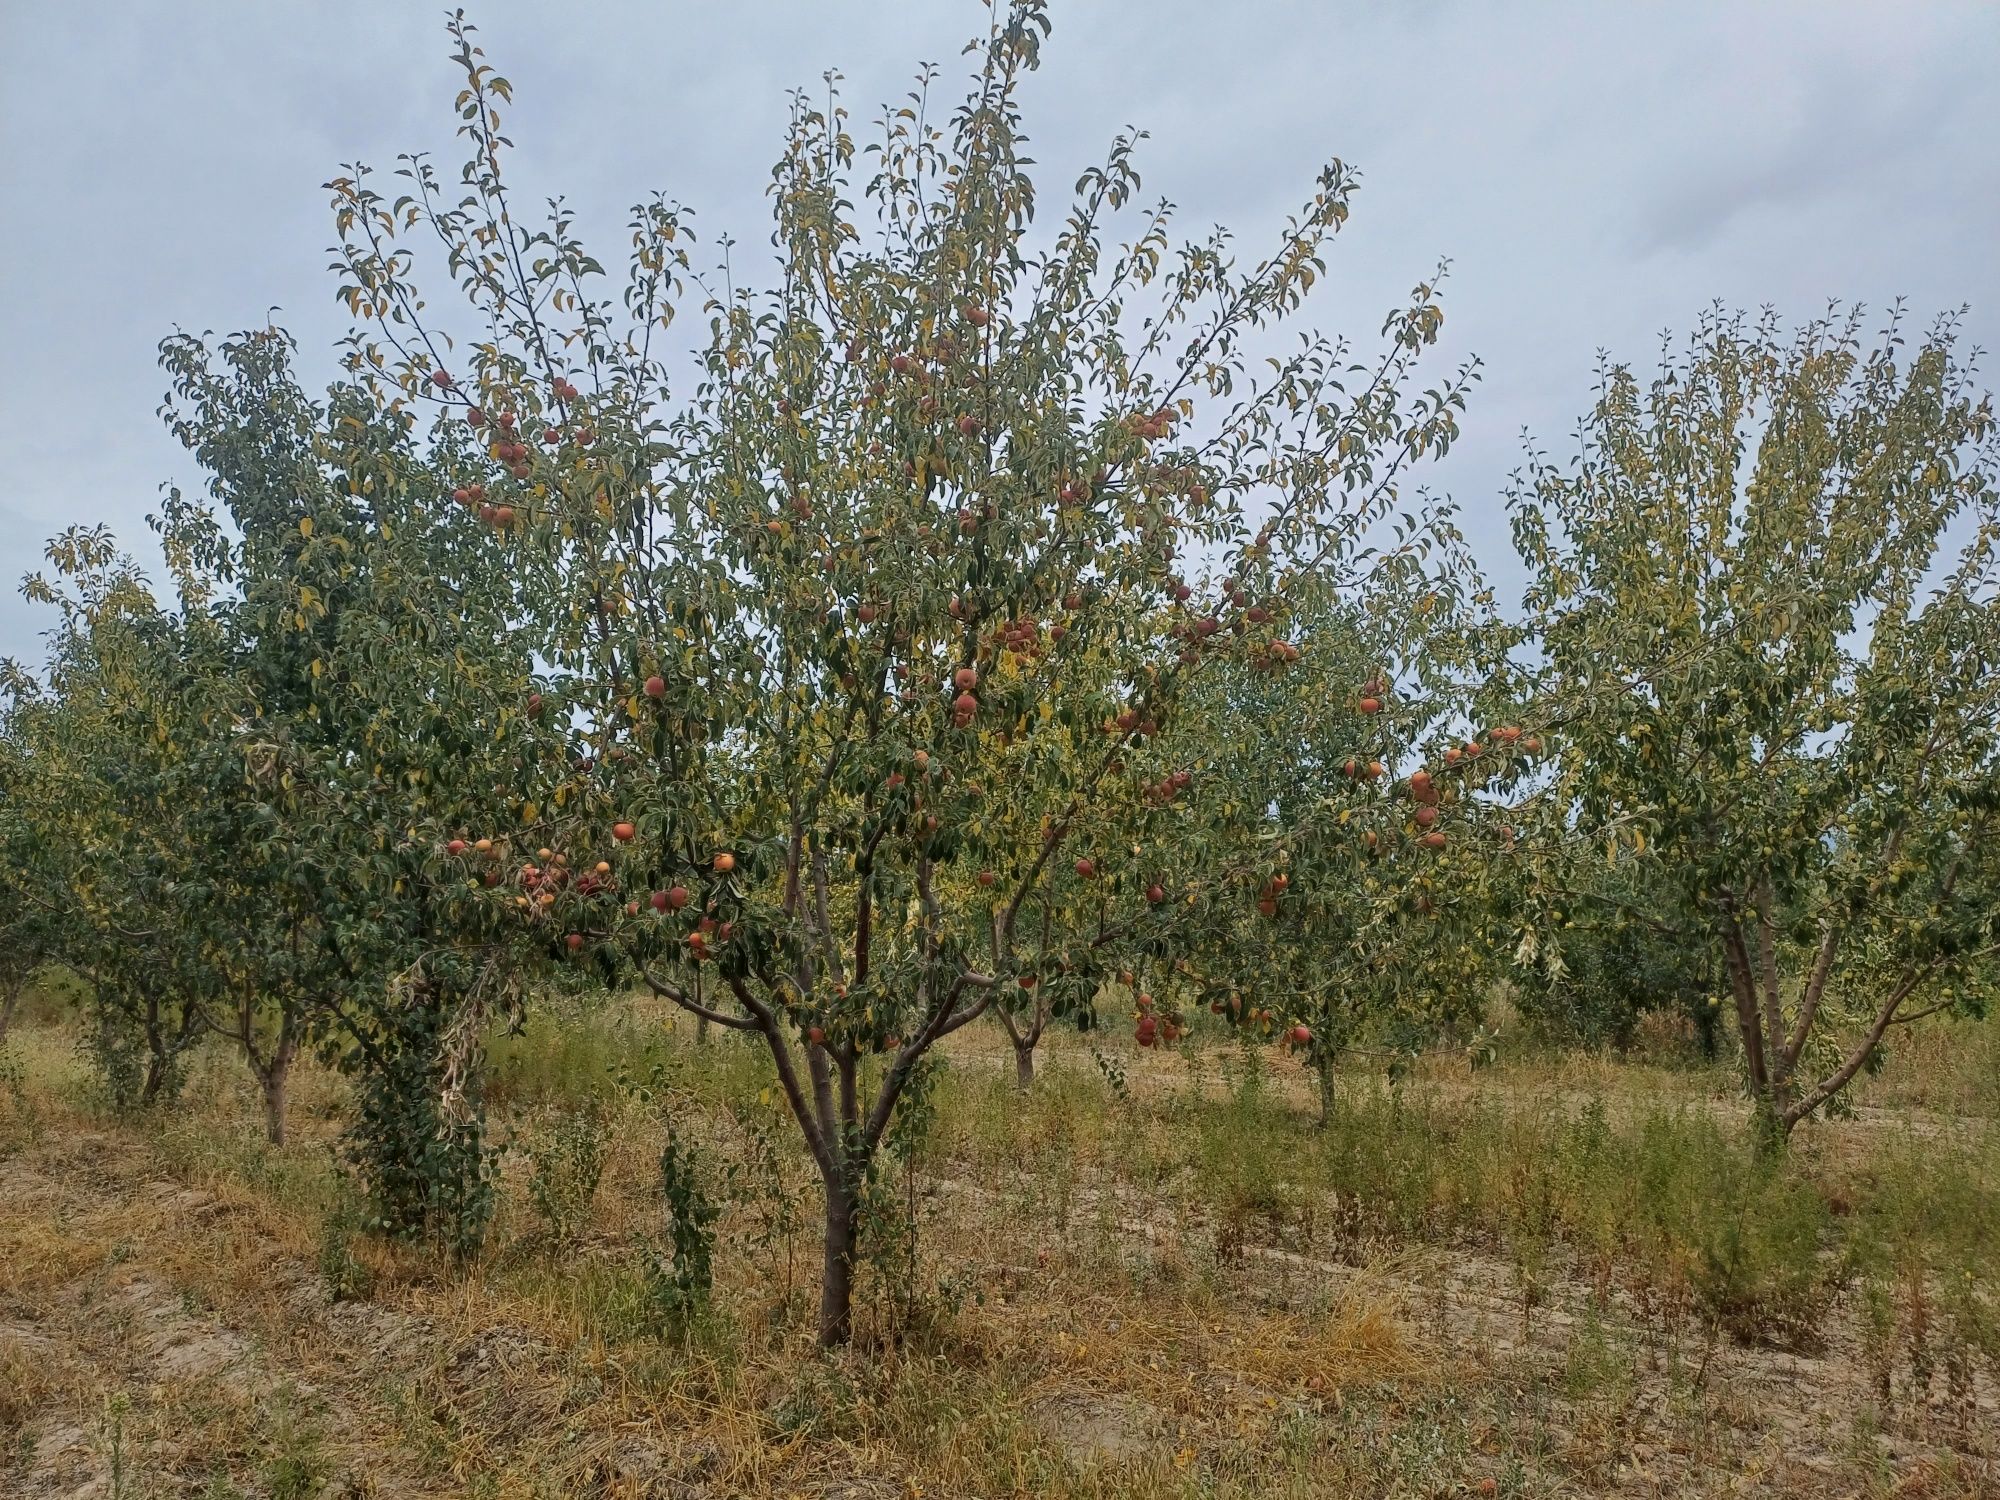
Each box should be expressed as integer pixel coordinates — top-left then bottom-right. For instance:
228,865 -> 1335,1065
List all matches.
1138,459 -> 1208,507
1255,870 -> 1290,918
950,664 -> 980,729
1161,578 -> 1299,671
1132,991 -> 1185,1048
1105,705 -> 1162,740
1394,720 -> 1543,852
432,373 -> 599,532
1056,472 -> 1110,508
1208,992 -> 1311,1044
990,615 -> 1053,665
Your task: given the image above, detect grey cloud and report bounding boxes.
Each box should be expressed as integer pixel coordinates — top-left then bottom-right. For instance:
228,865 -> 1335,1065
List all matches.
2,1 -> 1995,663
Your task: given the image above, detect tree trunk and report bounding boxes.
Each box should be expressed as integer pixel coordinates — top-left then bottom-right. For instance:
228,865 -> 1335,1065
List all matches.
818,1175 -> 857,1347
0,977 -> 21,1048
1315,1051 -> 1337,1129
141,1046 -> 171,1107
139,991 -> 171,1106
259,1059 -> 291,1147
254,1004 -> 300,1146
1013,1037 -> 1035,1090
1721,924 -> 1790,1149
1749,1092 -> 1790,1156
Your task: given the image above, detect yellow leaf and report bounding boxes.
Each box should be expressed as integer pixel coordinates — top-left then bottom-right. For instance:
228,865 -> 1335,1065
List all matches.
521,801 -> 539,824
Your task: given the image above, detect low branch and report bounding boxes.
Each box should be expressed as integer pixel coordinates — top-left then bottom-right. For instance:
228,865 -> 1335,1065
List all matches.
1785,941 -> 2000,1125
641,965 -> 758,1032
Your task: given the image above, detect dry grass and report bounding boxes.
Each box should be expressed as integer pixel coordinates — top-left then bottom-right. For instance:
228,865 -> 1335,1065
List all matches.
3,1003 -> 1997,1498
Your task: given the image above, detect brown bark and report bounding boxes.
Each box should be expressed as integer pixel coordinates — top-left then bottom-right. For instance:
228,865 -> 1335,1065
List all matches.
260,1063 -> 291,1147
1315,1051 -> 1338,1129
1013,1038 -> 1035,1089
818,1173 -> 857,1347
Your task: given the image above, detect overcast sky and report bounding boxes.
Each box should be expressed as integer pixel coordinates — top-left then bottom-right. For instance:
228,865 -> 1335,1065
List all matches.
2,1 -> 1995,664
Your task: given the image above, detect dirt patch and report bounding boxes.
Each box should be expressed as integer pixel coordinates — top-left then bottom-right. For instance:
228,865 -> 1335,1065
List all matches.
1027,1389 -> 1163,1466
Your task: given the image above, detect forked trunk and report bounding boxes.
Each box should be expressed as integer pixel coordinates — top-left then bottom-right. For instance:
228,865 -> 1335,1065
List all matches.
818,1175 -> 857,1347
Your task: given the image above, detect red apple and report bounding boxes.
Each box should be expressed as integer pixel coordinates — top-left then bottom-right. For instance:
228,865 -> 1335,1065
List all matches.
612,822 -> 636,842
644,674 -> 665,698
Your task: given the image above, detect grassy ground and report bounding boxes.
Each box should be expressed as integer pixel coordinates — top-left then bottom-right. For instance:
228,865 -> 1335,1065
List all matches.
2,997 -> 1996,1498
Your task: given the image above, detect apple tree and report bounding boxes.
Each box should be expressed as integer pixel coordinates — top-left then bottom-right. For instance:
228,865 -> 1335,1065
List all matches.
0,671 -> 67,1048
147,321 -> 576,1239
1509,305 -> 2000,1142
319,3 -> 1474,1341
1154,569 -> 1535,1121
7,530 -> 230,1108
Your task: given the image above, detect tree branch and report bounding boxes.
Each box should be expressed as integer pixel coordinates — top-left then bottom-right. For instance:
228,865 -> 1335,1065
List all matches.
641,964 -> 758,1032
